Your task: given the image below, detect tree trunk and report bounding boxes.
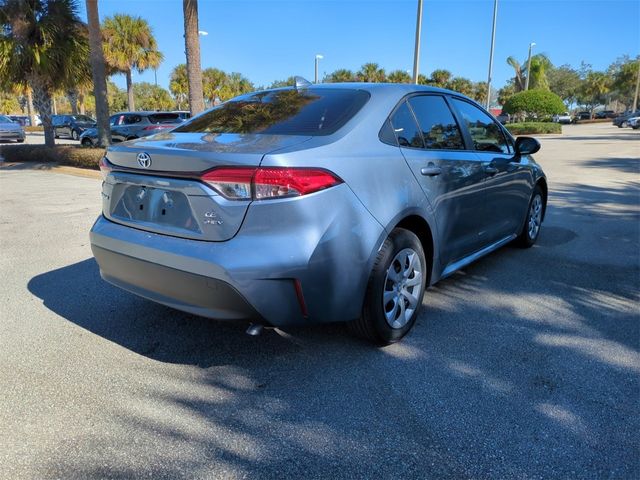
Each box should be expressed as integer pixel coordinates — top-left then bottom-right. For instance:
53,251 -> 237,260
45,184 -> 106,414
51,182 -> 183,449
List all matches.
78,89 -> 85,115
32,82 -> 55,147
183,0 -> 205,115
86,0 -> 111,147
26,88 -> 37,127
126,69 -> 135,111
68,89 -> 79,114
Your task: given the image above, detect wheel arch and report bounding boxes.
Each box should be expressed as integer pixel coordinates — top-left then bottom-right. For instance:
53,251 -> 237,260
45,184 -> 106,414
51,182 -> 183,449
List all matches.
536,177 -> 548,221
393,214 -> 435,286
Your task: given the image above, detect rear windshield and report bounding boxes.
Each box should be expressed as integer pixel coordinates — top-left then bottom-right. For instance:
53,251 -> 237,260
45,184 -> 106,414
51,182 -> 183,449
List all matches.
174,88 -> 370,136
0,115 -> 12,123
72,115 -> 94,122
148,113 -> 181,124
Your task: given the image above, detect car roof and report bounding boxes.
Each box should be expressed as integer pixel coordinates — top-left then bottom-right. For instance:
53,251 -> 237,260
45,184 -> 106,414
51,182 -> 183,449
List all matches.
255,82 -> 459,97
112,111 -> 180,116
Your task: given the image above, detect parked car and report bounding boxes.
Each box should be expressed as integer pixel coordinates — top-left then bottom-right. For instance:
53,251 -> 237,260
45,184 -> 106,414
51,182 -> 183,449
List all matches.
495,113 -> 510,124
80,111 -> 182,146
552,112 -> 572,124
8,115 -> 28,126
52,114 -> 96,140
613,110 -> 640,128
7,114 -> 40,127
0,115 -> 25,143
594,110 -> 616,119
627,116 -> 640,130
573,111 -> 592,122
90,83 -> 547,345
173,110 -> 191,121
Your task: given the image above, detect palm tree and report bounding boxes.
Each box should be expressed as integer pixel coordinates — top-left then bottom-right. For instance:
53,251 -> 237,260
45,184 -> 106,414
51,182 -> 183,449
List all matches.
85,0 -> 110,146
356,63 -> 386,83
202,68 -> 227,105
507,56 -> 525,91
387,70 -> 411,83
169,64 -> 189,109
102,14 -> 163,111
183,0 -> 204,115
447,77 -> 474,97
324,69 -> 355,83
0,0 -> 91,146
429,69 -> 452,87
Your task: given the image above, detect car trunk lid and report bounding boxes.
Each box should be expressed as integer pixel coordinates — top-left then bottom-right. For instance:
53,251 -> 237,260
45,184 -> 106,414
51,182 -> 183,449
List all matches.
102,132 -> 312,241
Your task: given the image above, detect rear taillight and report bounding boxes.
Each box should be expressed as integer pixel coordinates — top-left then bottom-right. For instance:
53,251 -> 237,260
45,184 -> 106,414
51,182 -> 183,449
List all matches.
201,167 -> 342,201
99,157 -> 111,179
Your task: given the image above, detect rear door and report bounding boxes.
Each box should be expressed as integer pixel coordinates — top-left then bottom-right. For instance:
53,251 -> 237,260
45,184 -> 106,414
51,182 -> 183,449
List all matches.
392,95 -> 486,266
449,97 -> 531,244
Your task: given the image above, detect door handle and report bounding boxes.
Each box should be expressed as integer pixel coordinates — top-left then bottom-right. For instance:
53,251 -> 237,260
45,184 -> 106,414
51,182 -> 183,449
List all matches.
421,166 -> 442,176
483,164 -> 499,175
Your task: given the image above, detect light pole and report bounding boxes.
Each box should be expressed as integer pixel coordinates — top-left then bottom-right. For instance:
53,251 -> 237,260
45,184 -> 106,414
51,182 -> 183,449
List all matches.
315,54 -> 323,83
632,58 -> 640,112
524,42 -> 536,90
485,0 -> 498,108
412,0 -> 423,84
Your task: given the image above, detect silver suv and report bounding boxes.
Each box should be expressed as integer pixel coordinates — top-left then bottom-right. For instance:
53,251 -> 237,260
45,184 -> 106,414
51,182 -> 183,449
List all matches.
90,83 -> 547,344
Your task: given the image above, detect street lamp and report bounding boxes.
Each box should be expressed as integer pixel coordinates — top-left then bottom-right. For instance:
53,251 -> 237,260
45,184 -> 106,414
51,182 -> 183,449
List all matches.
315,54 -> 323,83
524,42 -> 536,90
485,0 -> 498,109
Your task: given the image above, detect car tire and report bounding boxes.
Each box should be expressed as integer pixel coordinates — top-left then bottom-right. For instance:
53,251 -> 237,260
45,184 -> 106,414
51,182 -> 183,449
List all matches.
621,121 -> 628,128
81,138 -> 92,147
348,228 -> 427,345
72,130 -> 79,141
17,139 -> 24,143
516,185 -> 544,248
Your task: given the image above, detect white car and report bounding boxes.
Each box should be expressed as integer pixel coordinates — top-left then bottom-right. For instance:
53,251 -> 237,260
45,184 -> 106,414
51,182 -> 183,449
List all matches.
553,112 -> 572,124
626,116 -> 640,129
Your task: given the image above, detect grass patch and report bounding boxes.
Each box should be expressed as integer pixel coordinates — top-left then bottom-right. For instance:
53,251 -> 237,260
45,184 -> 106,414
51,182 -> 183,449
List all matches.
0,144 -> 105,169
24,126 -> 44,132
506,122 -> 561,135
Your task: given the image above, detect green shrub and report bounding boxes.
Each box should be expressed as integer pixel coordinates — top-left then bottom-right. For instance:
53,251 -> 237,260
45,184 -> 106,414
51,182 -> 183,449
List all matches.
0,144 -> 105,169
506,122 -> 561,135
503,89 -> 566,120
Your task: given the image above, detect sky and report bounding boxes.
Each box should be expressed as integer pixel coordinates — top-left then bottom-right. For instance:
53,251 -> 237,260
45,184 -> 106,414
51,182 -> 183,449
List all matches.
80,0 -> 640,92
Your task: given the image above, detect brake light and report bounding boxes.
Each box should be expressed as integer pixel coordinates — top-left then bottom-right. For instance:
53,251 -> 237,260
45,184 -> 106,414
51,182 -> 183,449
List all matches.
99,157 -> 111,179
200,167 -> 342,201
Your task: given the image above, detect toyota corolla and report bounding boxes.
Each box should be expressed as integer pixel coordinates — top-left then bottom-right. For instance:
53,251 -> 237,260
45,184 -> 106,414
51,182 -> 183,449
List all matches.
90,82 -> 547,345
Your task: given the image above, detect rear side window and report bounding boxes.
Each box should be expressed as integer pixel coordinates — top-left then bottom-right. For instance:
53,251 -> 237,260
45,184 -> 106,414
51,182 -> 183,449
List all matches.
148,113 -> 180,124
389,101 -> 423,148
123,115 -> 142,125
174,88 -> 370,136
451,98 -> 510,154
408,96 -> 464,150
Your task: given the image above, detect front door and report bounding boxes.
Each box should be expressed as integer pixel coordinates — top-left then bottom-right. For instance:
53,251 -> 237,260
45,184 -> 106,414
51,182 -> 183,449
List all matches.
449,98 -> 531,243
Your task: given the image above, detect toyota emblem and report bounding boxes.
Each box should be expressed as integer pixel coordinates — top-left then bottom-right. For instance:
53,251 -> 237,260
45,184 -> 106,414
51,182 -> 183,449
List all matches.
137,152 -> 152,169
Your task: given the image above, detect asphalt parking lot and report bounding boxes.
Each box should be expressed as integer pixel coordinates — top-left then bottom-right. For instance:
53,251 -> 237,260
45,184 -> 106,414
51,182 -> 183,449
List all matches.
0,123 -> 638,479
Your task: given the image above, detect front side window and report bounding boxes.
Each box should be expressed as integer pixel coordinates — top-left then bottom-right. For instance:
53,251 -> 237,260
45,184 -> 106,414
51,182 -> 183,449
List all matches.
451,98 -> 510,154
408,95 -> 464,150
175,88 -> 370,136
389,101 -> 423,148
124,115 -> 142,125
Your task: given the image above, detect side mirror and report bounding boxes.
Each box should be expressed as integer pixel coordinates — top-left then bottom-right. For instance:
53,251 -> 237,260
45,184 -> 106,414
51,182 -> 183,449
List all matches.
515,136 -> 541,156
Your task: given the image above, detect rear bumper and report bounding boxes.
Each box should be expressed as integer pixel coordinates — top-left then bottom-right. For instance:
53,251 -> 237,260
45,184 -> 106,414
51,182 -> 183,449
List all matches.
90,184 -> 385,327
0,131 -> 24,140
93,245 -> 264,322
